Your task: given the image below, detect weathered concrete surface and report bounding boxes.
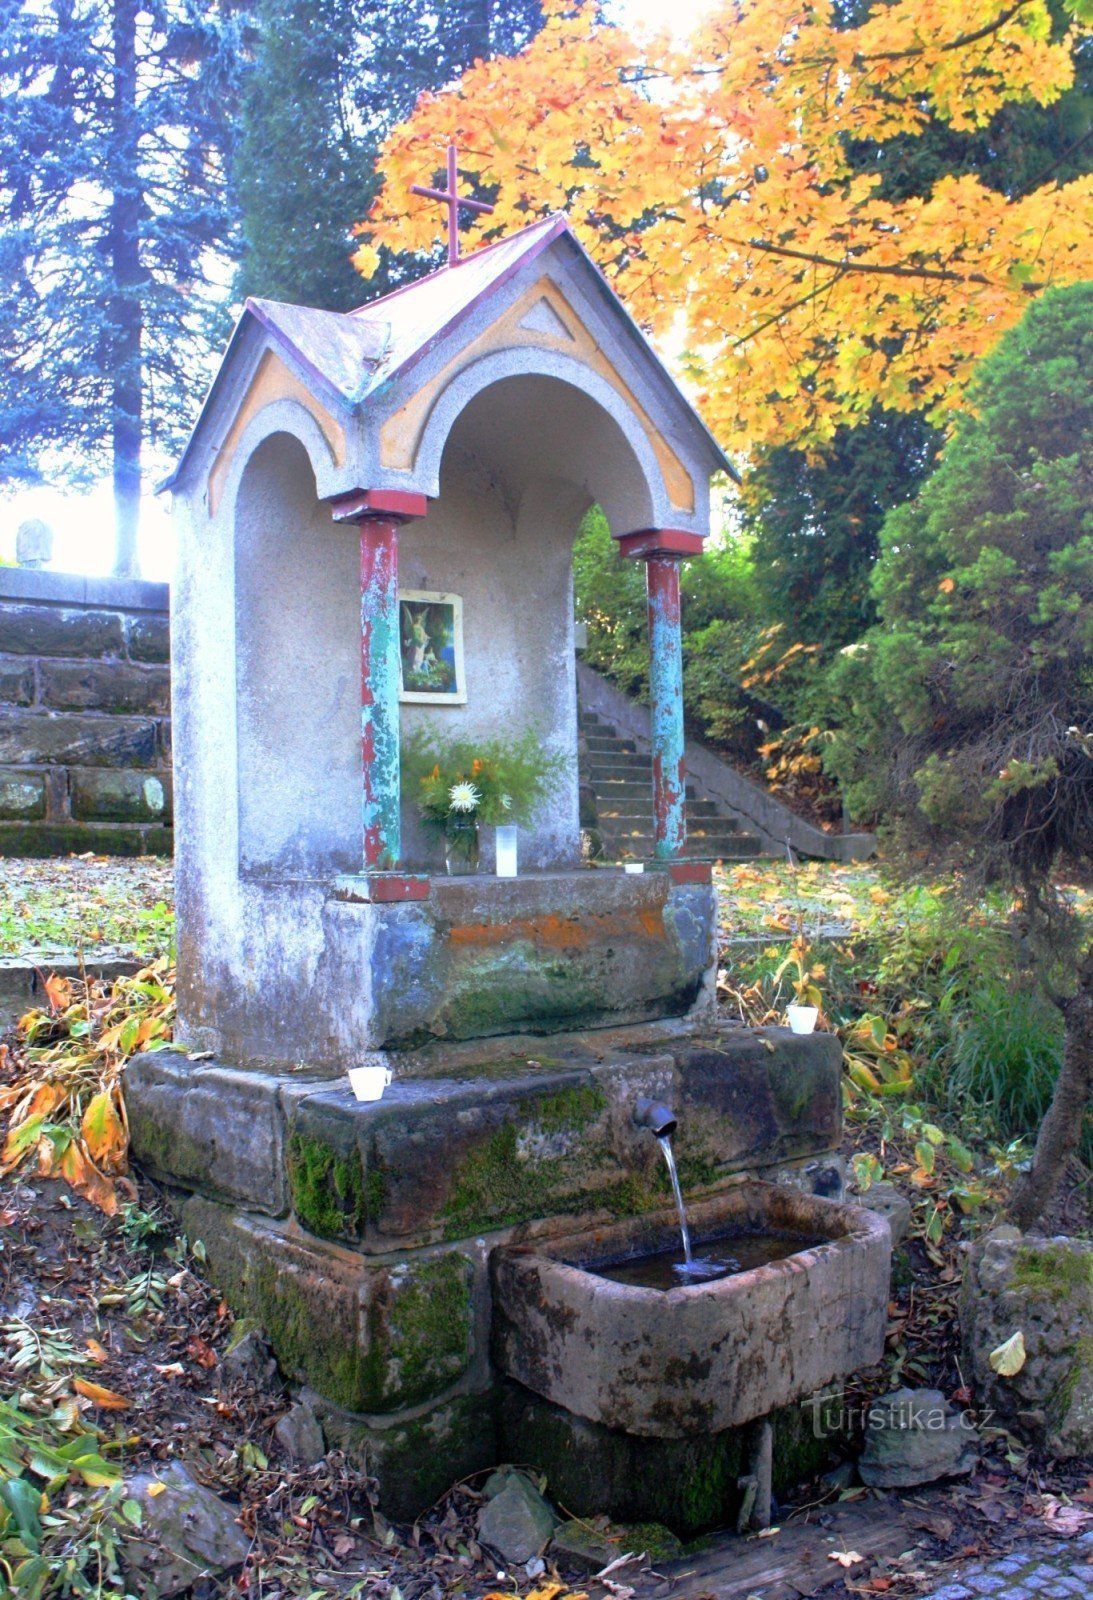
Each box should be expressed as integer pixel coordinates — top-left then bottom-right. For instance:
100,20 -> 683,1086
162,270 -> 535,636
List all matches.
127,1055 -> 289,1214
176,870 -> 717,1070
364,874 -> 718,1047
961,1229 -> 1093,1458
180,1196 -> 479,1415
129,1029 -> 843,1248
491,1183 -> 890,1438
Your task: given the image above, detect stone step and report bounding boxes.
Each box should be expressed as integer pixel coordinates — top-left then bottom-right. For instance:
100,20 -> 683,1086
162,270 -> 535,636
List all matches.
579,712 -> 610,730
596,800 -> 736,824
583,757 -> 650,776
594,780 -> 699,800
599,824 -> 752,849
599,835 -> 763,861
585,735 -> 637,755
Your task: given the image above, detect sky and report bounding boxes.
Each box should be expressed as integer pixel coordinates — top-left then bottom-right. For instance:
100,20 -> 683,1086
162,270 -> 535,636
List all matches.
0,0 -> 717,581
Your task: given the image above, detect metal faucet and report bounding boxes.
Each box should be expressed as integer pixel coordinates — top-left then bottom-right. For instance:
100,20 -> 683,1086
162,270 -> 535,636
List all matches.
633,1096 -> 678,1137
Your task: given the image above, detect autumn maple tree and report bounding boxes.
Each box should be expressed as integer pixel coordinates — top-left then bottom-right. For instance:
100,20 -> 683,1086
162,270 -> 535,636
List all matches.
351,0 -> 1093,456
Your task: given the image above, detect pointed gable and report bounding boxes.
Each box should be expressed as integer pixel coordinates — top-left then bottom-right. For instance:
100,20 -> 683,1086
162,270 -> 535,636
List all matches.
163,212 -> 733,524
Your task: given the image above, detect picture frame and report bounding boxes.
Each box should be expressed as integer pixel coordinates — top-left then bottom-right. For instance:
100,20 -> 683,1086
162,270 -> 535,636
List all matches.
398,590 -> 467,704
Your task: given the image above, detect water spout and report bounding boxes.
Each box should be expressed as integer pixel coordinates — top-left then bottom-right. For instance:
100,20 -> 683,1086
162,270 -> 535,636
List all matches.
633,1097 -> 678,1137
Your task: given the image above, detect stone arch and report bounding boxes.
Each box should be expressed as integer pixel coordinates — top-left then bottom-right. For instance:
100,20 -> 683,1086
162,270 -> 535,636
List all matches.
408,350 -> 670,535
215,396 -> 343,523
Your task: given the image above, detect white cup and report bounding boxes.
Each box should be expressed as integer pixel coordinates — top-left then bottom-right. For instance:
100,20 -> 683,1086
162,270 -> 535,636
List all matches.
347,1064 -> 393,1101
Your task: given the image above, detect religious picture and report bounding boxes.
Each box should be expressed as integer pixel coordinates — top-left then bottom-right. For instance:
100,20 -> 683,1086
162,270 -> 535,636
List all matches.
398,590 -> 467,704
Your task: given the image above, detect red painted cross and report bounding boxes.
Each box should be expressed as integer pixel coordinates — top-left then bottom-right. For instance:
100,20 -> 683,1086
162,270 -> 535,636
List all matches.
411,144 -> 495,267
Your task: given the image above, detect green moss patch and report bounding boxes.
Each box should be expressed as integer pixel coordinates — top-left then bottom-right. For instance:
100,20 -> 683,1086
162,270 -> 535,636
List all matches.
1011,1243 -> 1093,1304
287,1131 -> 366,1242
440,1084 -> 620,1236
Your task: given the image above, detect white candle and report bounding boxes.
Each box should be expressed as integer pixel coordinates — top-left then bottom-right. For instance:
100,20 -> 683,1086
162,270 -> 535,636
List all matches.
496,824 -> 518,877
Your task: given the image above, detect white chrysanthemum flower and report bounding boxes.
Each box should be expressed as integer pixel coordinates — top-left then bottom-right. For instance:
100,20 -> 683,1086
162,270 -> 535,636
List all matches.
448,781 -> 481,813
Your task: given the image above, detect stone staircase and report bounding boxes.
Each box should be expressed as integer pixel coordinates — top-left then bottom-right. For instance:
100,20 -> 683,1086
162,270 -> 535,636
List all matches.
579,708 -> 763,862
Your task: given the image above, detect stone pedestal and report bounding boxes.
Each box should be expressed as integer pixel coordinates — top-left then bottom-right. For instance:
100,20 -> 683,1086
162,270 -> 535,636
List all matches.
129,1028 -> 848,1521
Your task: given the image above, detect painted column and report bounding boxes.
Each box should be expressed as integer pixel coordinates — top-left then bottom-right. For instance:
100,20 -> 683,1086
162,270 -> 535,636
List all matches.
646,554 -> 687,859
359,517 -> 401,869
618,528 -> 705,861
330,489 -> 427,897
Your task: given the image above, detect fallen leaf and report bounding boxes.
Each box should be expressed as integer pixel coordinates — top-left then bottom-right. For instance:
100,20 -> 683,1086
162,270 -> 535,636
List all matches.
59,1142 -> 118,1216
187,1335 -> 217,1369
153,1362 -> 186,1378
829,1550 -> 866,1567
42,973 -> 73,1012
81,1089 -> 127,1173
146,1481 -> 167,1498
1039,1496 -> 1093,1536
988,1330 -> 1026,1376
73,1378 -> 130,1409
86,1338 -> 109,1364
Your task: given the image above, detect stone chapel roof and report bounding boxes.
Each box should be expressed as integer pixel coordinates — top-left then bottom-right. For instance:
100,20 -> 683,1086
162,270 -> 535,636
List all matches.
163,212 -> 731,490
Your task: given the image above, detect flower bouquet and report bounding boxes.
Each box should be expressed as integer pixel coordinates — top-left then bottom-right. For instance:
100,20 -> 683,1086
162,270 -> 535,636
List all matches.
404,729 -> 565,875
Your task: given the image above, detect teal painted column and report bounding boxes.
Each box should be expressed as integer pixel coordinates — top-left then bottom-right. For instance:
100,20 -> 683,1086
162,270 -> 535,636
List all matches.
618,529 -> 705,861
359,517 -> 401,869
646,553 -> 687,859
330,489 -> 428,894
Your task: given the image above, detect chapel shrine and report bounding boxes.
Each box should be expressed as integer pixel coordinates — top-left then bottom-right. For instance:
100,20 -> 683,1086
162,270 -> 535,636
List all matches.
163,180 -> 730,1068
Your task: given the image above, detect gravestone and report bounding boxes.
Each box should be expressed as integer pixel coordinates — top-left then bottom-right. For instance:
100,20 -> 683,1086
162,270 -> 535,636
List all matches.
130,172 -> 856,1524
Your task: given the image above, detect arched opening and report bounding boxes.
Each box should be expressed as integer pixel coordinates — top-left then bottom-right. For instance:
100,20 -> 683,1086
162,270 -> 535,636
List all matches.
399,374 -> 657,870
234,432 -> 361,875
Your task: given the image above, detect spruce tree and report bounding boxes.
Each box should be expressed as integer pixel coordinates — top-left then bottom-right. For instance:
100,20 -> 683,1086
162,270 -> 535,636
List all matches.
0,0 -> 244,576
235,0 -> 546,311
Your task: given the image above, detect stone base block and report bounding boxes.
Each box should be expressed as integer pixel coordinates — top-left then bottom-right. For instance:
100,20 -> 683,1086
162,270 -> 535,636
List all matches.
128,1029 -> 843,1249
961,1229 -> 1093,1457
497,1383 -> 837,1538
310,1389 -> 498,1522
180,1197 -> 481,1416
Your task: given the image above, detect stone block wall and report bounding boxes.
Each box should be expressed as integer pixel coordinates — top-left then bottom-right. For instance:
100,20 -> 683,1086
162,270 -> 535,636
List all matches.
0,569 -> 172,856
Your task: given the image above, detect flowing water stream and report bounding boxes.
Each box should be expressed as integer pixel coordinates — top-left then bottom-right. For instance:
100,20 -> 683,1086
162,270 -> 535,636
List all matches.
638,1133 -> 822,1286
657,1132 -> 693,1263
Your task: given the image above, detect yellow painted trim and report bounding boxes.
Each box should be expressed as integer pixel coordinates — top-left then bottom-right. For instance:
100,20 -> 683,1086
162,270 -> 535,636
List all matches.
208,349 -> 347,516
379,277 -> 694,514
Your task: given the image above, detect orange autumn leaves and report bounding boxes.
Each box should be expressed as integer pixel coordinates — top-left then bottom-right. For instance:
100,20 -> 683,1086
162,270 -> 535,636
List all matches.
0,960 -> 174,1214
352,0 -> 1093,456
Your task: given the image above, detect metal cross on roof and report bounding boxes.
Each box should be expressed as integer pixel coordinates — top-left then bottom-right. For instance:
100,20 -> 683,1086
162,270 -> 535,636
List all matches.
411,144 -> 495,267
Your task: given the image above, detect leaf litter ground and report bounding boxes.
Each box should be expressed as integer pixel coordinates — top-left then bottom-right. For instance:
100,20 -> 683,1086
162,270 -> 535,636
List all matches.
0,856 -> 1090,1598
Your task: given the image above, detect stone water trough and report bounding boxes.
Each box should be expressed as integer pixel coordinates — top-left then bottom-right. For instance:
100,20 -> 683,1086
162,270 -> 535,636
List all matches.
492,1182 -> 891,1439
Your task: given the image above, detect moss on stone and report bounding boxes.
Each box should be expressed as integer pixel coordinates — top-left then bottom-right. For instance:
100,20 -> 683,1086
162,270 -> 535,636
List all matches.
1011,1243 -> 1093,1303
1048,1333 -> 1093,1429
287,1131 -> 366,1242
368,1253 -> 475,1409
317,1390 -> 498,1521
251,1260 -> 368,1413
440,1086 -> 614,1236
437,946 -> 602,1040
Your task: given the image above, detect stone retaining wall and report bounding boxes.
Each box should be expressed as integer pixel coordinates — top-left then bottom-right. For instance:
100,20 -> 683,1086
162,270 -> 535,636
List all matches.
0,569 -> 172,856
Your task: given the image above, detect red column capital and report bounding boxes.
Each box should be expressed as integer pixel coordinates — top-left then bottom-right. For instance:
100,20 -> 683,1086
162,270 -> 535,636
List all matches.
329,487 -> 429,525
617,528 -> 705,561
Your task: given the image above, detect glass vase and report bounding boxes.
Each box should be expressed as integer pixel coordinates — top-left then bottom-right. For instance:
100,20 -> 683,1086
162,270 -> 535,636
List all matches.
445,818 -> 480,875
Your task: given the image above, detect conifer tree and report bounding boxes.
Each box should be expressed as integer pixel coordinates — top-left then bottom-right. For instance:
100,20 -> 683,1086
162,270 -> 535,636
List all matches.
0,0 -> 245,576
235,0 -> 546,311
